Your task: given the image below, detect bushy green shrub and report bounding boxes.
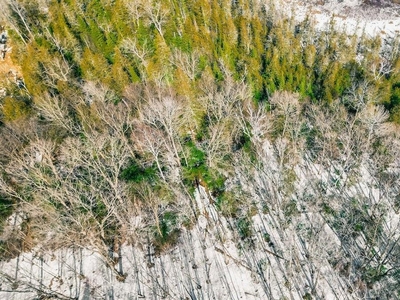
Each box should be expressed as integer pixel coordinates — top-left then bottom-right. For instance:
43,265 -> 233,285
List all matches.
120,160 -> 157,183
0,195 -> 13,233
153,211 -> 180,254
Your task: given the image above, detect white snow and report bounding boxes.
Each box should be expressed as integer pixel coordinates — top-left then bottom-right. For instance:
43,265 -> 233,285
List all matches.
272,0 -> 400,38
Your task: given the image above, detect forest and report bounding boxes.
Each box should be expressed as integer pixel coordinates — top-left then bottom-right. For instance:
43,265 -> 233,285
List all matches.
0,0 -> 400,299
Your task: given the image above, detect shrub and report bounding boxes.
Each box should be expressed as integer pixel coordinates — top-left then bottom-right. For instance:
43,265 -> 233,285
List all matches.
0,195 -> 13,233
120,160 -> 157,183
153,211 -> 180,254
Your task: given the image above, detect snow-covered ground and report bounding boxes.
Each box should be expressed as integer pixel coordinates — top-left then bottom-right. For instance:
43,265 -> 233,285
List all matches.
0,189 -> 354,300
275,0 -> 400,38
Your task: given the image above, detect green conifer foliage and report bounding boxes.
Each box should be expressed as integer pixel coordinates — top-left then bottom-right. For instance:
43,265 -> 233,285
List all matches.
5,0 -> 400,119
1,96 -> 30,122
80,48 -> 110,82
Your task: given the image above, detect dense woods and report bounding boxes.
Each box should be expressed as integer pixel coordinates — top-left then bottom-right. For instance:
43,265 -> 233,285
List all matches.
1,0 -> 400,299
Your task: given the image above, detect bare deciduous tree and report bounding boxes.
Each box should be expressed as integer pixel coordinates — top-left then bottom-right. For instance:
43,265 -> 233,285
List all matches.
35,93 -> 78,133
132,122 -> 168,181
132,181 -> 172,239
120,38 -> 151,69
143,0 -> 169,38
199,68 -> 252,169
269,90 -> 301,138
0,0 -> 33,43
358,104 -> 389,147
171,49 -> 200,81
139,90 -> 185,167
41,56 -> 72,87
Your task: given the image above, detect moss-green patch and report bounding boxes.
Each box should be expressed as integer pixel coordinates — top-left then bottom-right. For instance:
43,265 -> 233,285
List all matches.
237,217 -> 252,241
120,160 -> 157,183
0,195 -> 14,233
153,211 -> 180,254
182,139 -> 226,197
215,190 -> 240,217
